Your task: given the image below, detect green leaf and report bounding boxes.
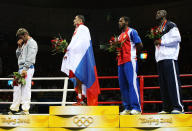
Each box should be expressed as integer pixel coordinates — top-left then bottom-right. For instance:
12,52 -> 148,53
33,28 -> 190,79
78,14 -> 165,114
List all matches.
100,44 -> 108,50
21,78 -> 26,85
18,79 -> 21,83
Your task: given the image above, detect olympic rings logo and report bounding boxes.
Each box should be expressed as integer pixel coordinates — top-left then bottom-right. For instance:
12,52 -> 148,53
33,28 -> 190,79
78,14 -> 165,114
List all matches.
73,116 -> 94,127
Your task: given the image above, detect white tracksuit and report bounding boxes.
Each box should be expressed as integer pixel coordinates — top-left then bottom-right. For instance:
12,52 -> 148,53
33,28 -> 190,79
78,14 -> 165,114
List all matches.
10,38 -> 38,111
155,21 -> 181,62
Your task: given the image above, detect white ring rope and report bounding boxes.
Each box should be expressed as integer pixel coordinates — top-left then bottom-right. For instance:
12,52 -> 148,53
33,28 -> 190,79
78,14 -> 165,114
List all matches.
0,77 -> 72,105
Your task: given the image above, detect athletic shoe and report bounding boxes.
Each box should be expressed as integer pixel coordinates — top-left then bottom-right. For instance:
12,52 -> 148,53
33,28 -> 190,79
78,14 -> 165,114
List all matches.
120,109 -> 131,115
72,101 -> 87,106
8,110 -> 18,115
158,110 -> 169,114
15,110 -> 30,115
130,109 -> 141,115
73,95 -> 87,106
171,110 -> 184,114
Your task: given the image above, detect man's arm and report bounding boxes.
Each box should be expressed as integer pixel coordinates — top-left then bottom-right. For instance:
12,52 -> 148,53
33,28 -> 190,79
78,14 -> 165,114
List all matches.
130,29 -> 143,50
136,42 -> 143,51
161,27 -> 181,47
23,42 -> 38,71
16,39 -> 23,58
16,48 -> 22,58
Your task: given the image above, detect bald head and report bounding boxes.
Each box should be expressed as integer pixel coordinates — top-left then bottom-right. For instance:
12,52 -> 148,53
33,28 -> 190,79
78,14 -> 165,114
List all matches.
156,10 -> 167,20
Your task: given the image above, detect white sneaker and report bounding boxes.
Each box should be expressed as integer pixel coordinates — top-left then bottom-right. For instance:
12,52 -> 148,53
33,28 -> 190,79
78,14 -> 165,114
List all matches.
158,110 -> 169,114
120,109 -> 131,115
8,110 -> 19,115
15,110 -> 30,115
130,109 -> 141,115
171,110 -> 184,114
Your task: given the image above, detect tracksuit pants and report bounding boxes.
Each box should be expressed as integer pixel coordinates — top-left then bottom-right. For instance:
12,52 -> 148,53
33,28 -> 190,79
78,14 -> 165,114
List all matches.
118,60 -> 141,112
157,59 -> 184,112
10,68 -> 34,111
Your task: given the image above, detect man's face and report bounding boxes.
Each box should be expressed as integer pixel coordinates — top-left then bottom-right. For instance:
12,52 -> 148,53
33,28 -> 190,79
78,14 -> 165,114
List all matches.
73,16 -> 82,27
156,11 -> 165,20
18,34 -> 28,42
119,17 -> 126,30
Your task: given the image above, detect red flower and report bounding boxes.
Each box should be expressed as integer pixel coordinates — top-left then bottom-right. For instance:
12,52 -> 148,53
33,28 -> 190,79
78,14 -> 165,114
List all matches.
151,26 -> 158,30
64,49 -> 67,53
50,36 -> 68,55
100,35 -> 122,53
52,44 -> 55,48
11,72 -> 26,86
13,80 -> 18,86
110,36 -> 115,42
51,39 -> 56,43
146,26 -> 162,40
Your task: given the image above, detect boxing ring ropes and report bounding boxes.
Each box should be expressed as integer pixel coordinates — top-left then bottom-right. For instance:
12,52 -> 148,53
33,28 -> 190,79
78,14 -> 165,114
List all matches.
0,74 -> 192,113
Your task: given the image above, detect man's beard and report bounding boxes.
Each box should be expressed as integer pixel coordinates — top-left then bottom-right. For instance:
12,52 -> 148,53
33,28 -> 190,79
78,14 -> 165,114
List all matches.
119,23 -> 126,30
156,16 -> 164,21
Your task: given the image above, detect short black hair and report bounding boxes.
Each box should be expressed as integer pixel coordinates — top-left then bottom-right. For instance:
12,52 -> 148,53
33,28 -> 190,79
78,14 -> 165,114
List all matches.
157,10 -> 167,18
121,16 -> 130,24
77,15 -> 85,23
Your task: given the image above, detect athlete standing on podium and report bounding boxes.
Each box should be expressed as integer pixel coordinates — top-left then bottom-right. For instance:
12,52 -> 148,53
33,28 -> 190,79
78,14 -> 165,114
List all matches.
111,16 -> 143,115
154,10 -> 184,114
8,28 -> 38,115
61,15 -> 100,106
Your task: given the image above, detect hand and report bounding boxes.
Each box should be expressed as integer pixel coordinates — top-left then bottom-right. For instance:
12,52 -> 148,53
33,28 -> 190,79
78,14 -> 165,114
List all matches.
21,70 -> 27,78
116,48 -> 121,56
154,39 -> 161,46
64,56 -> 67,60
109,37 -> 119,45
17,39 -> 23,48
116,51 -> 120,56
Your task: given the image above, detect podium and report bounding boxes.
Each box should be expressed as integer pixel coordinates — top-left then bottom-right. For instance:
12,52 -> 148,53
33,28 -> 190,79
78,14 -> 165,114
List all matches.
49,106 -> 119,130
0,115 -> 49,131
0,106 -> 192,131
120,114 -> 192,131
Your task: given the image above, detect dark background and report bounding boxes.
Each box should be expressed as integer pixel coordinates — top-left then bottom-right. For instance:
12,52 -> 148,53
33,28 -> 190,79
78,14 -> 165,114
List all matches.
0,0 -> 191,77
0,0 -> 192,113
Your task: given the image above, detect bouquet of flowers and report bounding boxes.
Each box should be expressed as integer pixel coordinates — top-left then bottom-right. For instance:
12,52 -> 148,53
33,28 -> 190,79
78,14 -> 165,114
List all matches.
51,35 -> 68,55
100,36 -> 122,52
146,26 -> 162,40
11,72 -> 26,86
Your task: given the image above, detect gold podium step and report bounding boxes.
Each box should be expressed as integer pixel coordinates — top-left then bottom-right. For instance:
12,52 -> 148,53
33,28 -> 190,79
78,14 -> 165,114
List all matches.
49,106 -> 119,115
120,114 -> 192,128
49,115 -> 119,128
1,106 -> 192,131
0,128 -> 49,131
49,106 -> 119,128
120,127 -> 192,131
49,128 -> 119,131
0,115 -> 49,128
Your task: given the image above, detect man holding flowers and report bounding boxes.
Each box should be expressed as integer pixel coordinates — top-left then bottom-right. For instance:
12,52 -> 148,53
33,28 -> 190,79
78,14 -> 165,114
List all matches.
112,16 -> 143,115
8,28 -> 38,115
154,10 -> 184,114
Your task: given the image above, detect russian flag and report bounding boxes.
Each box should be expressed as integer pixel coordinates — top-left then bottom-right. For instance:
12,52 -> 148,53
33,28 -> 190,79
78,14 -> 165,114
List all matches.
61,24 -> 100,105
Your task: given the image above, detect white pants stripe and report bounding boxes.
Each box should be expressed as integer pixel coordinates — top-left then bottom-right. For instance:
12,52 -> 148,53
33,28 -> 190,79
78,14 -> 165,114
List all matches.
172,60 -> 184,111
132,59 -> 141,111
